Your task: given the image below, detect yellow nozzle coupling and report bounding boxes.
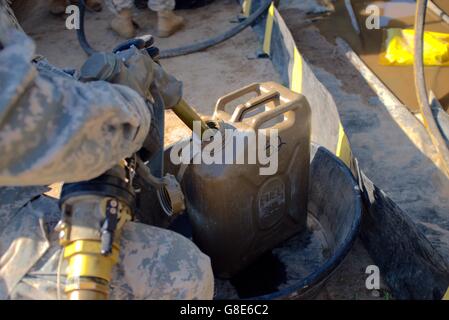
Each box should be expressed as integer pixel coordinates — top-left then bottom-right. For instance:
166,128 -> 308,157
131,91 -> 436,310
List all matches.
64,239 -> 119,300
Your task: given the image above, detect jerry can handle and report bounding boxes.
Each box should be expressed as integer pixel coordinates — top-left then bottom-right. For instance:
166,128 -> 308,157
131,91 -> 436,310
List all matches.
230,90 -> 279,122
214,83 -> 262,113
250,100 -> 299,130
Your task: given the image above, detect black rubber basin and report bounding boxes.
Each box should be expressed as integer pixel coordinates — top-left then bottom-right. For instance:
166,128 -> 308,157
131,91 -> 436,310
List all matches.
145,143 -> 362,299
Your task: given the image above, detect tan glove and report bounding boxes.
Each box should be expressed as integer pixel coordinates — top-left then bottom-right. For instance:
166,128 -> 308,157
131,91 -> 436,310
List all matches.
79,47 -> 154,100
79,46 -> 182,109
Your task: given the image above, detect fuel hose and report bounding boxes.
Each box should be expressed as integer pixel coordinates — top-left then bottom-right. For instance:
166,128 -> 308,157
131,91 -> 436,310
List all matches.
413,0 -> 449,178
77,0 -> 272,59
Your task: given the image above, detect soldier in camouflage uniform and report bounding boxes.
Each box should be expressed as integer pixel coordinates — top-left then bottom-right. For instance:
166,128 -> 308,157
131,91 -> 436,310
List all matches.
106,0 -> 184,38
0,2 -> 213,300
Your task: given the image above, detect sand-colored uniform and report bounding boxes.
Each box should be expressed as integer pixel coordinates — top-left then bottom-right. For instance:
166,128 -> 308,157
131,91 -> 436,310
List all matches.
0,10 -> 213,300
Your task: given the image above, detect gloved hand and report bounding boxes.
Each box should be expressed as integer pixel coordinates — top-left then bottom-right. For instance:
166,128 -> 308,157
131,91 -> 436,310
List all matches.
79,47 -> 154,100
78,36 -> 182,165
113,36 -> 183,109
113,46 -> 155,100
79,35 -> 182,109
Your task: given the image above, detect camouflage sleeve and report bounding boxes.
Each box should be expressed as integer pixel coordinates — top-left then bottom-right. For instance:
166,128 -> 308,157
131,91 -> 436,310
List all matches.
0,27 -> 151,186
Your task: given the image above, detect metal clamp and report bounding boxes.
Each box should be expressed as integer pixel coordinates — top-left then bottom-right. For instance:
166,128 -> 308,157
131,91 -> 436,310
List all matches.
100,199 -> 119,256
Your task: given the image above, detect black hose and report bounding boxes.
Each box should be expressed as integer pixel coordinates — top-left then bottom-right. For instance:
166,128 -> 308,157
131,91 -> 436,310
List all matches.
159,0 -> 271,58
413,0 -> 449,177
76,0 -> 272,58
77,0 -> 96,56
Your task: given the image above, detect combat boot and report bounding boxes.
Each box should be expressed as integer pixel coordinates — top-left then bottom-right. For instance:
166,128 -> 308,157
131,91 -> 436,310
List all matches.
110,9 -> 135,38
50,0 -> 68,15
85,0 -> 102,12
157,10 -> 184,38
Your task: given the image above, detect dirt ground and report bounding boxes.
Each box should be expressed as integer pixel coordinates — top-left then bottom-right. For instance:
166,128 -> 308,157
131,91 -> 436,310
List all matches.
14,0 -> 390,299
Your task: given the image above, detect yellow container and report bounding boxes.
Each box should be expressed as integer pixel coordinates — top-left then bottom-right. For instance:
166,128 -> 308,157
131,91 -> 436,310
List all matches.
380,28 -> 449,66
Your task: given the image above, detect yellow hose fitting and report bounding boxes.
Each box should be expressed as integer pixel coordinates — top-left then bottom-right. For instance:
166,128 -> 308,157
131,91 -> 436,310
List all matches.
63,239 -> 119,300
58,167 -> 134,300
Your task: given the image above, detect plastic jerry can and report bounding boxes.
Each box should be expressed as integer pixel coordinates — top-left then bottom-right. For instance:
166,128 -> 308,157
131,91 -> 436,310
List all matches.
182,82 -> 311,278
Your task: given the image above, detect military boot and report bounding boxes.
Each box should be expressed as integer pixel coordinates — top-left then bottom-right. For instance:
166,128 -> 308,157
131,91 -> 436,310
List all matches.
157,10 -> 184,38
85,0 -> 102,12
110,9 -> 135,38
50,0 -> 68,15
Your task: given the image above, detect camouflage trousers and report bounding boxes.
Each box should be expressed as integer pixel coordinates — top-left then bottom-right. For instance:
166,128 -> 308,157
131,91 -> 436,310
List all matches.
105,0 -> 175,14
0,189 -> 214,300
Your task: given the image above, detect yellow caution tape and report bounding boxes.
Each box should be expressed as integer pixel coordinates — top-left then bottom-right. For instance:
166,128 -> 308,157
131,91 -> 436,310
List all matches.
291,47 -> 303,94
337,123 -> 352,168
263,2 -> 275,55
